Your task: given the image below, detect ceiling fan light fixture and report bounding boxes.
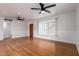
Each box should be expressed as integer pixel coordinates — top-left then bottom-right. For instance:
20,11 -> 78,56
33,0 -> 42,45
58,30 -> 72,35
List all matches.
41,11 -> 45,14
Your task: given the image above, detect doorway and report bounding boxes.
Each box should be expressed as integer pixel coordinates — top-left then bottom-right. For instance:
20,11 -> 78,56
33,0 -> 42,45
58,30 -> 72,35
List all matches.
29,24 -> 33,39
3,21 -> 12,39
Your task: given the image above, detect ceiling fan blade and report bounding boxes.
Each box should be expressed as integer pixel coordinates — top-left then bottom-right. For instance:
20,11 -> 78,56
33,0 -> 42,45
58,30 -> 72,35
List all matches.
44,10 -> 51,13
31,8 -> 41,10
44,4 -> 56,9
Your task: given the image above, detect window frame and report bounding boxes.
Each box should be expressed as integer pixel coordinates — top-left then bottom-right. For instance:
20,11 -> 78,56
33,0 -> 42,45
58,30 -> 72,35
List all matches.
38,19 -> 56,36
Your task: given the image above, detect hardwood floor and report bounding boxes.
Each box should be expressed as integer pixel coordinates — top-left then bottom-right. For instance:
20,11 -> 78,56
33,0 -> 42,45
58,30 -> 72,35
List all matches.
0,37 -> 78,56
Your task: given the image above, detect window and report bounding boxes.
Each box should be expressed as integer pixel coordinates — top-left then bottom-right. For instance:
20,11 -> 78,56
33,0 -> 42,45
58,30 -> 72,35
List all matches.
39,19 -> 56,36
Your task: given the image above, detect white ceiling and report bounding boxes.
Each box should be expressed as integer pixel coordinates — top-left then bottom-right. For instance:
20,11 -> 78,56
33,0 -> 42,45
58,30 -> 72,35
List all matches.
0,3 -> 77,20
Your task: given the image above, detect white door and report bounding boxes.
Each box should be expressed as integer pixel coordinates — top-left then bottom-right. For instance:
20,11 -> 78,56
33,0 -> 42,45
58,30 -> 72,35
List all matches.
3,20 -> 12,39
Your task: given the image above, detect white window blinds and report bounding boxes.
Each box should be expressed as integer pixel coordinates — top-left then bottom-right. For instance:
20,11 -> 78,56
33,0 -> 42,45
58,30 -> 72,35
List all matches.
39,19 -> 56,36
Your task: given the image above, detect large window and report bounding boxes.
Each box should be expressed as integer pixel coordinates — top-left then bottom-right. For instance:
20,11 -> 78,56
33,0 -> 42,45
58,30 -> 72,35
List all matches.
39,19 -> 56,36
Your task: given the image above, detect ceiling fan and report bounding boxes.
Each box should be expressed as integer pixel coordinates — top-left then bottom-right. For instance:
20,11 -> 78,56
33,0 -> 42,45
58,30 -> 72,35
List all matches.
31,3 -> 56,14
4,18 -> 13,21
16,16 -> 24,21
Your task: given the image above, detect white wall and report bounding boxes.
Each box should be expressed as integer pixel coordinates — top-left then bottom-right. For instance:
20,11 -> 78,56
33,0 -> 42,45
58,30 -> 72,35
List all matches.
56,11 -> 76,44
0,17 -> 4,40
11,20 -> 28,38
28,11 -> 76,44
76,4 -> 79,53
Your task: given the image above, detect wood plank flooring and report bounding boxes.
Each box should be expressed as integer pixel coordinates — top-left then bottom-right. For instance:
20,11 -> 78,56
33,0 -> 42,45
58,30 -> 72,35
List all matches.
0,37 -> 78,56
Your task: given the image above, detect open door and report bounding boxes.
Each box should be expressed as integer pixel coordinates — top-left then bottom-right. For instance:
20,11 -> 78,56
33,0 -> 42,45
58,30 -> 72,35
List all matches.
29,24 -> 33,39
